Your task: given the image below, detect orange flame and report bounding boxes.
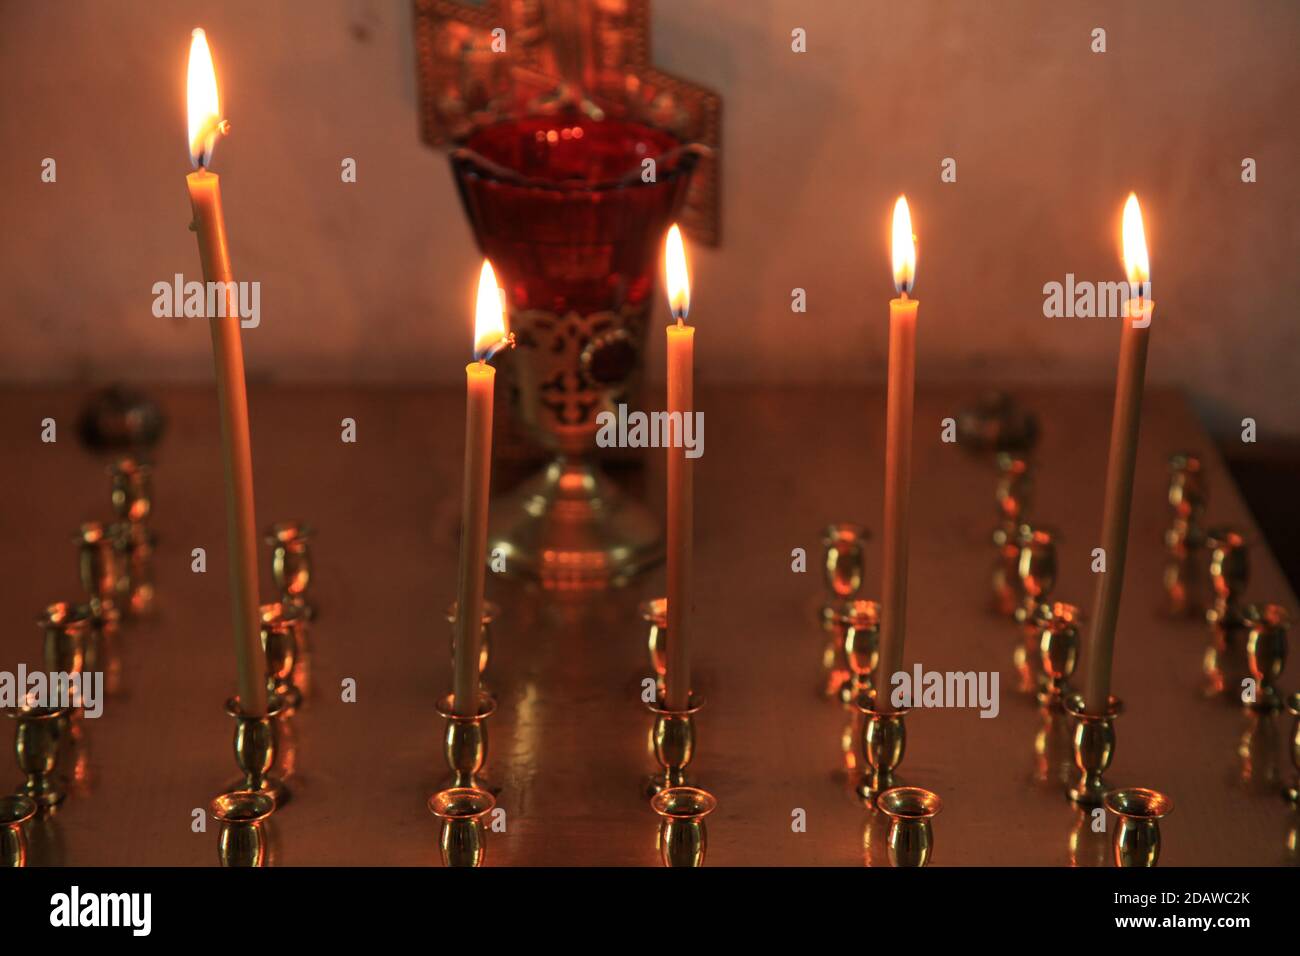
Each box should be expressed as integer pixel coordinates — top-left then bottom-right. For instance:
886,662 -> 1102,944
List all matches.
187,29 -> 223,168
1121,193 -> 1150,292
892,196 -> 917,295
664,224 -> 691,321
474,260 -> 509,361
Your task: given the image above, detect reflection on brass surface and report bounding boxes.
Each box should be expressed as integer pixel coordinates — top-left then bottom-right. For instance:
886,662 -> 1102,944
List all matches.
1203,615 -> 1249,701
647,694 -> 701,794
1243,603 -> 1288,712
1064,694 -> 1122,806
855,696 -> 908,803
212,790 -> 274,867
436,692 -> 497,789
1104,788 -> 1173,868
226,696 -> 289,806
639,597 -> 667,698
1033,705 -> 1076,788
820,523 -> 867,628
877,786 -> 942,868
0,795 -> 37,867
1067,807 -> 1110,867
8,705 -> 68,808
1285,693 -> 1300,805
266,521 -> 316,622
1237,711 -> 1282,794
446,599 -> 498,683
39,602 -> 90,678
1163,452 -> 1207,618
650,786 -> 716,868
1035,602 -> 1081,707
429,787 -> 495,868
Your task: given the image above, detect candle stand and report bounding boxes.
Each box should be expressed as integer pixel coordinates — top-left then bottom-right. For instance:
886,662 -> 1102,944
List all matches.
1064,694 -> 1123,806
436,692 -> 496,790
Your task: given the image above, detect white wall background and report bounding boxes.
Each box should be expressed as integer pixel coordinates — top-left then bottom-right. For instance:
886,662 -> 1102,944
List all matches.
2,0 -> 1297,437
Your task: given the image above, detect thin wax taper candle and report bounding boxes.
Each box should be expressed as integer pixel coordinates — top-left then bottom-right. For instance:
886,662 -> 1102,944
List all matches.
875,197 -> 919,711
1083,194 -> 1154,712
664,224 -> 694,711
185,28 -> 265,717
452,261 -> 510,716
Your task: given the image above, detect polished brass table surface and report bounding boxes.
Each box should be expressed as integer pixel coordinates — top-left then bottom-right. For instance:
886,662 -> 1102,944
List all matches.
1,384 -> 1295,866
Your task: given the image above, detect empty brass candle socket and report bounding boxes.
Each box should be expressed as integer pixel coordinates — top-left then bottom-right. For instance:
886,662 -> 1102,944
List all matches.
877,785 -> 942,868
1036,602 -> 1082,707
428,786 -> 495,867
77,521 -> 128,619
647,694 -> 703,794
840,599 -> 880,704
261,602 -> 304,710
855,695 -> 909,803
1103,787 -> 1173,867
1284,692 -> 1300,805
1243,603 -> 1288,713
639,597 -> 667,698
225,696 -> 289,807
1011,524 -> 1058,693
650,785 -> 716,868
819,523 -> 867,629
211,790 -> 275,867
436,692 -> 496,789
7,705 -> 69,808
0,795 -> 38,867
1064,694 -> 1123,806
266,521 -> 316,621
445,600 -> 499,683
38,602 -> 91,679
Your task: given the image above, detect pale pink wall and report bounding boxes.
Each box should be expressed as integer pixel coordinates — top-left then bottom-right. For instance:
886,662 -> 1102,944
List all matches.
2,0 -> 1297,437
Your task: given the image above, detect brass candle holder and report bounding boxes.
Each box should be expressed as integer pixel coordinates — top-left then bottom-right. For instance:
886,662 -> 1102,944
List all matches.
211,790 -> 275,867
266,521 -> 316,621
77,521 -> 127,620
1103,787 -> 1173,867
261,602 -> 304,711
841,600 -> 881,705
855,694 -> 909,803
1064,694 -> 1122,806
1284,692 -> 1300,805
639,597 -> 668,699
650,785 -> 717,868
8,705 -> 69,809
1243,603 -> 1288,713
1162,453 -> 1206,618
39,602 -> 91,680
646,694 -> 702,794
820,523 -> 868,630
876,785 -> 942,868
109,455 -> 155,617
436,692 -> 496,789
0,795 -> 37,867
1035,601 -> 1082,707
990,453 -> 1032,616
428,787 -> 496,868
225,695 -> 289,806
445,600 -> 499,685
1010,524 -> 1058,694
1205,527 -> 1250,635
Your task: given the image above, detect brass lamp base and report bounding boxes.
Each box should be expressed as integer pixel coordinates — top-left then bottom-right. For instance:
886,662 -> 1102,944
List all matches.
488,458 -> 663,589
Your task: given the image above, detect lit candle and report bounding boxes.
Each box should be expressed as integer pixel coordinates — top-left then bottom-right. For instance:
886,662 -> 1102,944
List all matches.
185,28 -> 266,718
875,196 -> 919,711
451,261 -> 511,716
663,224 -> 693,711
1082,194 -> 1154,712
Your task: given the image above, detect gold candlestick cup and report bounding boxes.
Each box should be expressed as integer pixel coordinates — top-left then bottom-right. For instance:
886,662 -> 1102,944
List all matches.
8,705 -> 69,808
436,692 -> 496,789
1011,524 -> 1058,693
647,694 -> 702,794
39,602 -> 91,680
211,790 -> 275,867
820,523 -> 868,629
639,597 -> 668,698
1162,453 -> 1206,617
1103,787 -> 1173,867
1036,602 -> 1082,706
225,696 -> 289,806
260,602 -> 304,710
841,599 -> 881,704
429,787 -> 495,868
877,785 -> 942,867
650,786 -> 716,868
855,695 -> 909,803
77,521 -> 127,618
0,795 -> 37,867
1064,694 -> 1122,806
109,456 -> 155,617
1243,603 -> 1288,712
1284,692 -> 1300,805
266,521 -> 316,621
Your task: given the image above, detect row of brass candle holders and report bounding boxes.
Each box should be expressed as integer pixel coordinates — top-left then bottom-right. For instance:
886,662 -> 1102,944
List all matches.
639,598 -> 717,867
427,603 -> 499,867
3,456 -> 157,866
817,527 -> 943,867
210,521 -> 318,867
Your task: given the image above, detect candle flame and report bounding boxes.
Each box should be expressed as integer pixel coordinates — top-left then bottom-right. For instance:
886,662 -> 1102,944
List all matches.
664,223 -> 691,322
187,28 -> 224,169
1121,192 -> 1150,294
891,195 -> 917,295
473,260 -> 511,361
